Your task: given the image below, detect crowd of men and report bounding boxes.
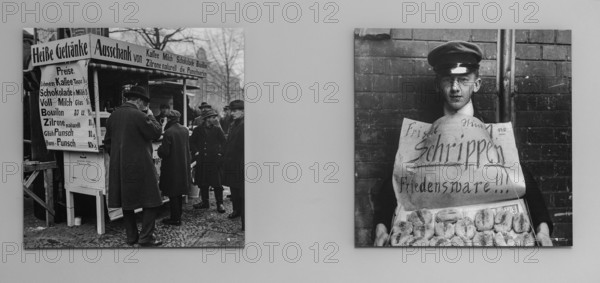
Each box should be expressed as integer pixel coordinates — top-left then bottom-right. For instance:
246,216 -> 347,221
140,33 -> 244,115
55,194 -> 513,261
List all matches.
103,85 -> 244,247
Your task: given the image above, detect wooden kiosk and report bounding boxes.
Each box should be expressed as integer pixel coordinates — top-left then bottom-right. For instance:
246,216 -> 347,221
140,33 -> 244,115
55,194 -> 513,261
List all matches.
30,34 -> 206,234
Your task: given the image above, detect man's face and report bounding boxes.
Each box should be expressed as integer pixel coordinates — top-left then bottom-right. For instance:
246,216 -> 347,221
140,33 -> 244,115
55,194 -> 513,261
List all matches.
129,98 -> 145,110
231,109 -> 244,119
437,73 -> 481,112
140,99 -> 149,111
205,116 -> 218,126
160,107 -> 169,114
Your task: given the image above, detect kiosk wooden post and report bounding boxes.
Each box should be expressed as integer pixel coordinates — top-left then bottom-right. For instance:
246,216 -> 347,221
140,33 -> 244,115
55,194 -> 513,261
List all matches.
183,79 -> 187,125
93,69 -> 101,147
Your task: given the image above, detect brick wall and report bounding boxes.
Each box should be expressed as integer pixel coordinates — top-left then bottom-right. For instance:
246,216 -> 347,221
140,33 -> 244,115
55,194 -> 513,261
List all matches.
514,30 -> 572,246
354,29 -> 572,246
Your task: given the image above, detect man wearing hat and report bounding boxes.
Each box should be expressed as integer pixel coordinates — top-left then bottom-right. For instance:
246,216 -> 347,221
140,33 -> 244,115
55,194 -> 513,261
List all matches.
222,100 -> 245,229
157,110 -> 191,226
155,104 -> 171,125
190,108 -> 227,213
103,85 -> 163,247
372,41 -> 553,246
199,102 -> 212,111
192,102 -> 213,127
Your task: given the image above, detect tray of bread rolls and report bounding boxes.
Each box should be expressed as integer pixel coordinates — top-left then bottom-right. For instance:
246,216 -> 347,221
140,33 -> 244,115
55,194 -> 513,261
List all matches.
389,199 -> 536,247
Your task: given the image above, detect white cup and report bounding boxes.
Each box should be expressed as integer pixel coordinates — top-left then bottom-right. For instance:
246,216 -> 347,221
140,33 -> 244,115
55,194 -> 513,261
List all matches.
74,217 -> 82,226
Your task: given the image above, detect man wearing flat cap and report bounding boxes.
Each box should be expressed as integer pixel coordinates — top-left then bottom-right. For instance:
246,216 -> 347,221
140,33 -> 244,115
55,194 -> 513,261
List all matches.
222,100 -> 245,229
157,110 -> 191,226
428,40 -> 483,118
372,41 -> 553,246
103,85 -> 163,247
190,108 -> 227,213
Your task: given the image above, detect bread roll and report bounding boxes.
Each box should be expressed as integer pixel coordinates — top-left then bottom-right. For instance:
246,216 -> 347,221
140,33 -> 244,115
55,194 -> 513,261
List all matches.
408,209 -> 433,226
398,235 -> 415,246
472,231 -> 494,246
429,237 -> 451,246
410,237 -> 429,247
390,231 -> 411,247
435,208 -> 461,223
434,221 -> 455,238
395,221 -> 413,235
493,210 -> 514,233
493,231 -> 516,246
474,209 -> 495,231
514,233 -> 535,247
450,236 -> 471,246
389,230 -> 401,247
390,221 -> 414,246
455,217 -> 476,239
512,212 -> 531,233
413,223 -> 435,240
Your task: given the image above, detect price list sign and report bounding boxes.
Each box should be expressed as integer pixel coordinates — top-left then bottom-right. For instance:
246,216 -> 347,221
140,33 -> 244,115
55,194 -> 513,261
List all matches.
38,59 -> 99,152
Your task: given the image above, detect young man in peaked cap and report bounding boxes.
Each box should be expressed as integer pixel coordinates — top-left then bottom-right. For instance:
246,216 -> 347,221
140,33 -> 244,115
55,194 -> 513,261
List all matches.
373,41 -> 553,246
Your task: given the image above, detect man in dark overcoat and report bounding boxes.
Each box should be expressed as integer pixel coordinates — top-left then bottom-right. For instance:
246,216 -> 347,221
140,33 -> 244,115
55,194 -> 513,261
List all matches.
103,86 -> 163,247
222,100 -> 245,230
157,110 -> 191,226
190,109 -> 227,213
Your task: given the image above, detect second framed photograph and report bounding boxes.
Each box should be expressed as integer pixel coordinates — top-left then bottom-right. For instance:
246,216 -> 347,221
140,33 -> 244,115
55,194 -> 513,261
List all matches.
354,28 -> 572,247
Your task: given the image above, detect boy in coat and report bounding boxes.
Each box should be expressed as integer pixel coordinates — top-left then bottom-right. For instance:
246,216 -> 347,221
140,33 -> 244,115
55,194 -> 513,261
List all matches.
190,109 -> 227,213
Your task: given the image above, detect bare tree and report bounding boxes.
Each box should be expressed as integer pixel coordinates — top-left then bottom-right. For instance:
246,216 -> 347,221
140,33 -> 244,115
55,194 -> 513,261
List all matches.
110,28 -> 198,50
202,28 -> 244,102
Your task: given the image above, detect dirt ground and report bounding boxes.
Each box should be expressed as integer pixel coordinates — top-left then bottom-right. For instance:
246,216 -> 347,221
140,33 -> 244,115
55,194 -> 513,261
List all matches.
23,194 -> 244,249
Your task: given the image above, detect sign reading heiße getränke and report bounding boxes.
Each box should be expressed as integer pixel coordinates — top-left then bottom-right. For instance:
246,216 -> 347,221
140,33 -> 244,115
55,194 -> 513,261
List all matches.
31,34 -> 207,78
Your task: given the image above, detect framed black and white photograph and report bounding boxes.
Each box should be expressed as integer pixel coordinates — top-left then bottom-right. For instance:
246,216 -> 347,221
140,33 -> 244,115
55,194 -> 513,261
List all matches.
22,27 -> 245,248
354,28 -> 572,247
